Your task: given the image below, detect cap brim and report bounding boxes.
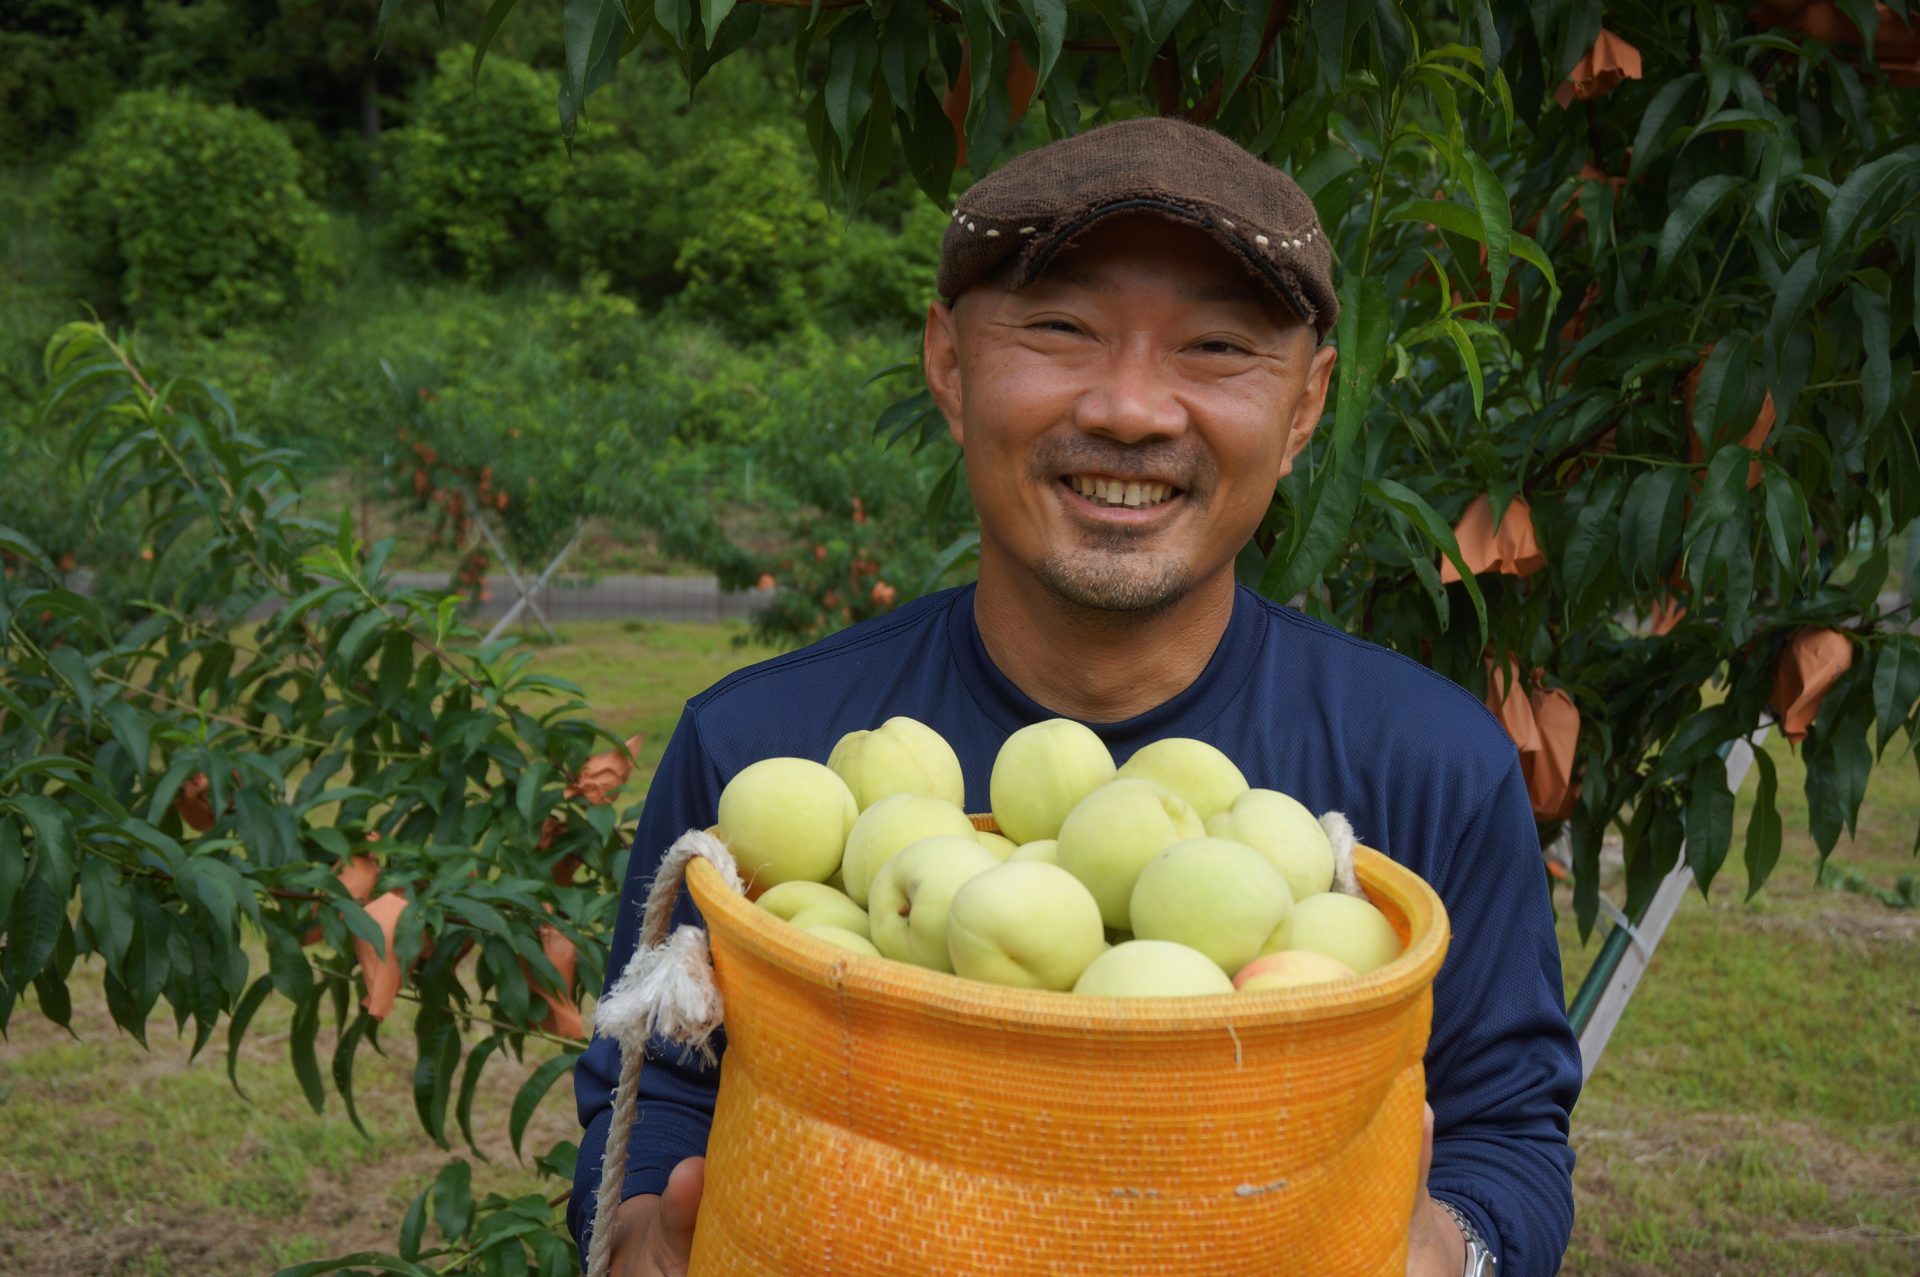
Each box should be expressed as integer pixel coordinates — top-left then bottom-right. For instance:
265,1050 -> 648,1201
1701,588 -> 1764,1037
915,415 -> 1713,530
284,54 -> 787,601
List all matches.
1010,198 -> 1323,339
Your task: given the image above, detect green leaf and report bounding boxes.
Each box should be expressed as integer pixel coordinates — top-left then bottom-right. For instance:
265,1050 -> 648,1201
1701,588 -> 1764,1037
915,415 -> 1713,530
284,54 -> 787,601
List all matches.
824,11 -> 880,152
1873,636 -> 1920,757
374,0 -> 414,52
1851,282 -> 1892,428
1629,75 -> 1701,179
414,1017 -> 461,1149
1463,148 -> 1511,308
1759,462 -> 1807,580
880,0 -> 932,112
1617,467 -> 1686,587
1766,247 -> 1824,364
0,818 -> 22,931
1330,274 -> 1392,465
845,85 -> 894,216
1014,0 -> 1069,87
100,699 -> 150,775
1686,754 -> 1735,893
332,1011 -> 377,1139
699,0 -> 736,45
225,974 -> 273,1099
430,1160 -> 474,1242
1821,149 -> 1920,268
1562,476 -> 1622,604
470,0 -> 524,88
562,0 -> 630,127
1363,478 -> 1488,644
1441,319 -> 1484,418
456,1034 -> 505,1155
1743,744 -> 1782,898
1683,446 -> 1750,551
79,856 -> 133,967
289,991 -> 326,1115
510,1052 -> 582,1158
48,644 -> 96,721
1654,176 -> 1747,288
1214,0 -> 1273,107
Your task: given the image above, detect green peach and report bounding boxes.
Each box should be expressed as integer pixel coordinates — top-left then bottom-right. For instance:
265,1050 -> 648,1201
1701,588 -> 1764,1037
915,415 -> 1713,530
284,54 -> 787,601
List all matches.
946,862 -> 1106,991
1205,788 -> 1335,902
1128,836 -> 1293,975
805,925 -> 882,957
1287,892 -> 1403,975
1115,737 -> 1249,821
1054,778 -> 1205,930
1007,838 -> 1058,865
976,831 -> 1019,860
867,836 -> 1001,972
840,793 -> 977,906
1234,949 -> 1357,990
827,716 -> 965,811
989,718 -> 1116,844
1071,940 -> 1234,997
716,757 -> 858,891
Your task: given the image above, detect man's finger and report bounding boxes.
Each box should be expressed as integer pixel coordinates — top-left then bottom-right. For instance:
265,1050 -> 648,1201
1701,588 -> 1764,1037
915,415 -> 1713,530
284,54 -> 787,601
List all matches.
656,1156 -> 706,1263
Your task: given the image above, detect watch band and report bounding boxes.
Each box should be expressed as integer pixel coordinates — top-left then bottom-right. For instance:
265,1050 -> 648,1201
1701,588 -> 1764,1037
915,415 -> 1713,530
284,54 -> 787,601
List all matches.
1436,1199 -> 1497,1277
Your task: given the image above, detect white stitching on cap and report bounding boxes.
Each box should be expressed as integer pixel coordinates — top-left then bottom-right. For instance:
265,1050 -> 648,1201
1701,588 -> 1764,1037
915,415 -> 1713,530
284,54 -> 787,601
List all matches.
1255,234 -> 1270,247
1018,226 -> 1037,234
1222,219 -> 1235,228
985,228 -> 1000,237
967,221 -> 978,231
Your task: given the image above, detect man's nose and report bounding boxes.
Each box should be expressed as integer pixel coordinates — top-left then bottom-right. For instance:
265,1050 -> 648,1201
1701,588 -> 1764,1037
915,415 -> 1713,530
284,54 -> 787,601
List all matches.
1072,343 -> 1188,443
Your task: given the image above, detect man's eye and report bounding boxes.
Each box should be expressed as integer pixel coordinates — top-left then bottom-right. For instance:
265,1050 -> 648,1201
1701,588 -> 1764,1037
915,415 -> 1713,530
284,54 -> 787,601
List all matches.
1031,320 -> 1084,335
1195,339 -> 1250,355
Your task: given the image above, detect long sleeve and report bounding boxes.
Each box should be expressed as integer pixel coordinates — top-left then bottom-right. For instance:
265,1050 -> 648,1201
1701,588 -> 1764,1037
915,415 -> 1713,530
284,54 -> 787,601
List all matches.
569,708 -> 730,1267
1422,760 -> 1581,1277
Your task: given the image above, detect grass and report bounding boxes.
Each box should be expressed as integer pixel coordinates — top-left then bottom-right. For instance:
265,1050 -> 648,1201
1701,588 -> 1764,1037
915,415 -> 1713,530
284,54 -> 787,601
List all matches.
3,619 -> 1915,1275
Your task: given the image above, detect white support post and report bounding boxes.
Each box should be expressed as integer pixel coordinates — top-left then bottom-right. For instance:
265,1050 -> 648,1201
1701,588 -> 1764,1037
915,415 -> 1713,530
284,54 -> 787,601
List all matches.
1577,723 -> 1771,1082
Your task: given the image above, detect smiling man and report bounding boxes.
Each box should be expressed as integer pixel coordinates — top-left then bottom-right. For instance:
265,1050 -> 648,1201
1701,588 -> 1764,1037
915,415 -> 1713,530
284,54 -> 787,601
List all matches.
572,117 -> 1579,1277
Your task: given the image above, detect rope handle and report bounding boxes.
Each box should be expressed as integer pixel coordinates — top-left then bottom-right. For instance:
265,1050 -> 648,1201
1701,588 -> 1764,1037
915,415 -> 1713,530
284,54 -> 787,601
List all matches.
585,829 -> 743,1277
1321,810 -> 1364,898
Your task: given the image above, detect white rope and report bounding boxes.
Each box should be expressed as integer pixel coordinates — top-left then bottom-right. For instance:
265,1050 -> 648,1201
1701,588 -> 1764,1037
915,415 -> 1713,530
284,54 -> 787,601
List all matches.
586,828 -> 743,1277
1320,810 -> 1364,897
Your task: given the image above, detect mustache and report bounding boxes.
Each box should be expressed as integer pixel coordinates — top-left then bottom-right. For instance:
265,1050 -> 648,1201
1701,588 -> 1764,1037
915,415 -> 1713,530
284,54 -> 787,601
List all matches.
1027,436 -> 1214,492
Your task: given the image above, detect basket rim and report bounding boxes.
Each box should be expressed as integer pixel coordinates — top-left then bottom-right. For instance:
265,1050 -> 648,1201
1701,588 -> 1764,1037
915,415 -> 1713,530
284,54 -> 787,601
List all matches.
686,836 -> 1450,1034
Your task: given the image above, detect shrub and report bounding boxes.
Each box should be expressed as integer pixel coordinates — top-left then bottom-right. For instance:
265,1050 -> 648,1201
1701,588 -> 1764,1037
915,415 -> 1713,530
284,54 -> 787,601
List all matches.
0,2 -> 136,162
668,125 -> 840,340
53,89 -> 326,331
547,144 -> 679,297
381,45 -> 566,282
826,196 -> 948,330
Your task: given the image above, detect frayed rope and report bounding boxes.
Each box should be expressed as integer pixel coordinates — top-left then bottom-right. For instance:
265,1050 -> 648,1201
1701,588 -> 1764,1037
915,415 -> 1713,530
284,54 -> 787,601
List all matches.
586,828 -> 742,1277
1320,810 -> 1364,898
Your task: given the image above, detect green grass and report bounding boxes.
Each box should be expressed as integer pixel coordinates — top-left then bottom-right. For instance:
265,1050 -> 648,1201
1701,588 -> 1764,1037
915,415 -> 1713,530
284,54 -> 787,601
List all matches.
2,620 -> 1915,1275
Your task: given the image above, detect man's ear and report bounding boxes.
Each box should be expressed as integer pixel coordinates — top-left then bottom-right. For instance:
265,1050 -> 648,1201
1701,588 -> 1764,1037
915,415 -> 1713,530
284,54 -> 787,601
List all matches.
923,301 -> 965,447
1278,342 -> 1339,474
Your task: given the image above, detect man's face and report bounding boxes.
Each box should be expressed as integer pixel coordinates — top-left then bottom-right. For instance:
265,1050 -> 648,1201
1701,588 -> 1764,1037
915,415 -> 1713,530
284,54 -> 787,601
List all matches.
924,215 -> 1338,617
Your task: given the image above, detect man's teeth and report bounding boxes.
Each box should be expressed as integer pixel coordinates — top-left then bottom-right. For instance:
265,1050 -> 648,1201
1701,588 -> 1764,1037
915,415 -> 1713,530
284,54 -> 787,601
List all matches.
1069,475 -> 1174,508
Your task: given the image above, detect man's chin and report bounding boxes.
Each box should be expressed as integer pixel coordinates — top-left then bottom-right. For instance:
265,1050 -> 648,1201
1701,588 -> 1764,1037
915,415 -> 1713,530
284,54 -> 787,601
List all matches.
1033,556 -> 1197,616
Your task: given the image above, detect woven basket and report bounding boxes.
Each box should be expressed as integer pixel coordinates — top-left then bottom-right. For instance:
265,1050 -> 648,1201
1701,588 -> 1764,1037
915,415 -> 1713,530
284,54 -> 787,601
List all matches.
678,818 -> 1450,1275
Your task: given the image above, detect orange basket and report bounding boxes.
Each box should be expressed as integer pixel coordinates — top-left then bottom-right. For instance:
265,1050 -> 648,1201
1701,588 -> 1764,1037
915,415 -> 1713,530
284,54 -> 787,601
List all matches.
680,819 -> 1450,1275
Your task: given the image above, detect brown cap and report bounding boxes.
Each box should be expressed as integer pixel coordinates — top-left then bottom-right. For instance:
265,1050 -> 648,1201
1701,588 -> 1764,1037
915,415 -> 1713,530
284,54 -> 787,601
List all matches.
937,117 -> 1339,339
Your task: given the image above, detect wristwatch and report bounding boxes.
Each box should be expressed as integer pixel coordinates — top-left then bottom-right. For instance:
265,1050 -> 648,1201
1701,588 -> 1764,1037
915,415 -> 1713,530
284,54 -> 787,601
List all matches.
1436,1199 -> 1498,1277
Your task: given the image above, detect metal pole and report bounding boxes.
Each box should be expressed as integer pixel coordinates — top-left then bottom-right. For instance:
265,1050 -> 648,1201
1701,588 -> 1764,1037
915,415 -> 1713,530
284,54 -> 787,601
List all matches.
1569,724 -> 1770,1082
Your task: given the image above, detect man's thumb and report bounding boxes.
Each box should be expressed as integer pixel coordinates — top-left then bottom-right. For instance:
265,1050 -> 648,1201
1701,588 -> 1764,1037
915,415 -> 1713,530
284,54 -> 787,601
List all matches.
657,1156 -> 705,1260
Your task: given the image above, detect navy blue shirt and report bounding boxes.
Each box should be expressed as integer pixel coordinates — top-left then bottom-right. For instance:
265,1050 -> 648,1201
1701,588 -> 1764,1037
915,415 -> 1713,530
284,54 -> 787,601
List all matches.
571,584 -> 1579,1273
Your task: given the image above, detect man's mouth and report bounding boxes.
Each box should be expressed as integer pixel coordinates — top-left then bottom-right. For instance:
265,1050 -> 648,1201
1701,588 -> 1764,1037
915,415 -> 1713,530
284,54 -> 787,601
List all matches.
1061,474 -> 1182,510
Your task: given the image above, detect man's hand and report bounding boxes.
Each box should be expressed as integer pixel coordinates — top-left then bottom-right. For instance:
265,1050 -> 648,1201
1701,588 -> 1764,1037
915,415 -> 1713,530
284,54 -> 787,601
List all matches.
1405,1104 -> 1466,1277
608,1156 -> 705,1277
